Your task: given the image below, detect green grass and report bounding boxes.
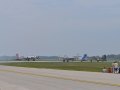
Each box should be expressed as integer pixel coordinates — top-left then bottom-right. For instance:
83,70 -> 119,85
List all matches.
0,62 -> 115,72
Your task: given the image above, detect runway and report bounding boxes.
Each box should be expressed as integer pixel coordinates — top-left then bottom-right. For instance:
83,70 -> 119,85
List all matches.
0,65 -> 120,90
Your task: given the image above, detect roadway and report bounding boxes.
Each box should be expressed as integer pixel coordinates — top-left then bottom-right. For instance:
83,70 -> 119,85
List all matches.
0,65 -> 120,90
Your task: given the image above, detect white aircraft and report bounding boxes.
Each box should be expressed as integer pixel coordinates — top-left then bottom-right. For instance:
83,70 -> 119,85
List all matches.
62,54 -> 88,62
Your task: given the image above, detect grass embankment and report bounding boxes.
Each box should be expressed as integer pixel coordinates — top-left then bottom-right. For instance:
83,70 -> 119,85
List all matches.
0,62 -> 114,72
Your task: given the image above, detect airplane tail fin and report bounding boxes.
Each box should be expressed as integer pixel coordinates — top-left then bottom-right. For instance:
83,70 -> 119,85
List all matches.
81,54 -> 88,61
16,53 -> 20,60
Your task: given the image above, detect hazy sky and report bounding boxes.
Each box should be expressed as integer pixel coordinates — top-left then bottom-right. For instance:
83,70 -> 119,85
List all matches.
0,0 -> 120,56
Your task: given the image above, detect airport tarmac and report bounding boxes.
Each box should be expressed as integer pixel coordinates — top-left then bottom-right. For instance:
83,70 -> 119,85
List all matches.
0,65 -> 120,90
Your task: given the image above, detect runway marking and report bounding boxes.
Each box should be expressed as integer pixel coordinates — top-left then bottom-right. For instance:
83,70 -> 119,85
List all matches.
0,69 -> 120,87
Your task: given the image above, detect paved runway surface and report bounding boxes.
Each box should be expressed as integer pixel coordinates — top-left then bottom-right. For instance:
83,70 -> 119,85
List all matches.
0,65 -> 120,90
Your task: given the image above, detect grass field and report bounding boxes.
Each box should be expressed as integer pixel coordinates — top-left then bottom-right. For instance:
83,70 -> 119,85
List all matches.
0,62 -> 117,72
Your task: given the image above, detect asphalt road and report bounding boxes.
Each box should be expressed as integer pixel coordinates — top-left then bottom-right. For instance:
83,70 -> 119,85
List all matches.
0,65 -> 120,90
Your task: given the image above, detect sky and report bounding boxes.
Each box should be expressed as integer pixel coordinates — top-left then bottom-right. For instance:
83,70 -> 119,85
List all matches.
0,0 -> 120,57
